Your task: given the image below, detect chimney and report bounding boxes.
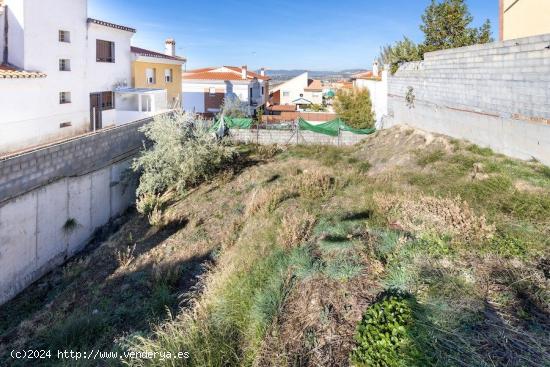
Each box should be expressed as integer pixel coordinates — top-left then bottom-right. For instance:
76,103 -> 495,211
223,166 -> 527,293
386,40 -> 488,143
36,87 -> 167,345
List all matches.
241,65 -> 247,80
372,61 -> 379,78
165,38 -> 176,57
260,67 -> 265,77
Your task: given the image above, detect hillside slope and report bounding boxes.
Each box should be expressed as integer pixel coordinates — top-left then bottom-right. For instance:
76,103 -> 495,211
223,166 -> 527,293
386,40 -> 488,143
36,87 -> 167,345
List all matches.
1,126 -> 549,366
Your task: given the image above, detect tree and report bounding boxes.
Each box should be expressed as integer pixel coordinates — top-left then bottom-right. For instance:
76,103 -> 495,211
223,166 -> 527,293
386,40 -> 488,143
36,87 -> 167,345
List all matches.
218,95 -> 248,118
379,0 -> 492,74
379,37 -> 422,74
420,0 -> 493,54
333,89 -> 375,129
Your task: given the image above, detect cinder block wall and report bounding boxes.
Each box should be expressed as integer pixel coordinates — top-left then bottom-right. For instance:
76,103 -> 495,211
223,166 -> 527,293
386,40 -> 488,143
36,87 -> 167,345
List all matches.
386,34 -> 550,165
230,129 -> 368,146
0,117 -> 151,202
0,117 -> 152,305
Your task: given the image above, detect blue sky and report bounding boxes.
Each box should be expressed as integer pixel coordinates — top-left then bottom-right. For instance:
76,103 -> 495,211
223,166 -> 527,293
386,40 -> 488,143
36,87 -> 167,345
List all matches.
88,0 -> 498,71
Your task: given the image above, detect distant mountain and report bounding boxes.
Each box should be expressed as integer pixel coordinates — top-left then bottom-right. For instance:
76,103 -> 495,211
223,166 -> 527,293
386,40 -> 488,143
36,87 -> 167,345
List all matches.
263,69 -> 367,82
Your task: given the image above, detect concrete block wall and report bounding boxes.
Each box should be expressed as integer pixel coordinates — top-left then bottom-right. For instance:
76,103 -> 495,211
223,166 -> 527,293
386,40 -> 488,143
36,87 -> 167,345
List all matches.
387,34 -> 550,165
0,116 -> 152,203
0,159 -> 136,305
229,129 -> 369,146
0,117 -> 152,305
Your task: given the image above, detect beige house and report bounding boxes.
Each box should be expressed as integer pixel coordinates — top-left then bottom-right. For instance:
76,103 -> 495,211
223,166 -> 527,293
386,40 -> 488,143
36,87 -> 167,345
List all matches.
500,0 -> 550,40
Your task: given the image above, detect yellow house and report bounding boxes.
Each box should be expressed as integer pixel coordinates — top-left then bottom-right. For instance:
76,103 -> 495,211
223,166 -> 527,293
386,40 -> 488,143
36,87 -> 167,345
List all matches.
500,0 -> 550,40
131,39 -> 187,107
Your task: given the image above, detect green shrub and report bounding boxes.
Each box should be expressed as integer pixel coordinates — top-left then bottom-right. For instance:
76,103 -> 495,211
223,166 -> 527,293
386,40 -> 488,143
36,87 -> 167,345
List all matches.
133,111 -> 237,213
333,88 -> 376,129
416,149 -> 445,167
351,293 -> 418,367
42,313 -> 109,351
467,144 -> 494,156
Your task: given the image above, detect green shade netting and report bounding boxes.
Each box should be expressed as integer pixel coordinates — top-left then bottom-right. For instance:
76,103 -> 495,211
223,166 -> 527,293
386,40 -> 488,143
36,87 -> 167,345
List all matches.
210,117 -> 254,131
298,118 -> 376,136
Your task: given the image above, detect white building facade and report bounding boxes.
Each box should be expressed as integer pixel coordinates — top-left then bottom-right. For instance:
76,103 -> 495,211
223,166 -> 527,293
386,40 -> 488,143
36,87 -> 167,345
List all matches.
352,63 -> 389,128
181,66 -> 270,116
271,72 -> 323,107
0,0 -> 163,155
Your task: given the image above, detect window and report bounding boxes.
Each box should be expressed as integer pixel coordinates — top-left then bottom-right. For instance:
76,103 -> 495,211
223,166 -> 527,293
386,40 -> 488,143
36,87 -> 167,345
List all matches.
59,59 -> 71,71
96,39 -> 115,63
60,122 -> 72,128
165,69 -> 173,83
312,93 -> 320,98
100,91 -> 114,110
146,68 -> 156,84
59,92 -> 71,104
282,91 -> 289,97
261,86 -> 265,95
59,30 -> 70,43
209,87 -> 216,96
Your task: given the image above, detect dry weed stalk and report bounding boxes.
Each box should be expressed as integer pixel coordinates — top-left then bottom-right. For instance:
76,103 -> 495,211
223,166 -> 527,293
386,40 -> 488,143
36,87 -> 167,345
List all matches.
374,192 -> 495,242
246,186 -> 296,216
293,170 -> 338,200
116,244 -> 136,269
278,211 -> 316,249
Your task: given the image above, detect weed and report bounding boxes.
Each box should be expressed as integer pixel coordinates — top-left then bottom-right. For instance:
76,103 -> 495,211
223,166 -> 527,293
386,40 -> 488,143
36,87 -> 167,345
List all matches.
323,256 -> 363,281
116,244 -> 136,269
416,148 -> 446,167
294,170 -> 339,200
62,218 -> 79,235
41,312 -> 109,351
467,144 -> 494,156
278,211 -> 316,249
351,292 -> 421,367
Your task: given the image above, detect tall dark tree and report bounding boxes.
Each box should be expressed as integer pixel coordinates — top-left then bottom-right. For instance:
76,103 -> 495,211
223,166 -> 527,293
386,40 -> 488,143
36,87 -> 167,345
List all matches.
420,0 -> 493,54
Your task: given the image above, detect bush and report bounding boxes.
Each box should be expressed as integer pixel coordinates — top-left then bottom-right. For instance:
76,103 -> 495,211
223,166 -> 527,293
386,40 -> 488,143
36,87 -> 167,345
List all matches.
333,88 -> 376,129
351,293 -> 417,367
133,112 -> 237,214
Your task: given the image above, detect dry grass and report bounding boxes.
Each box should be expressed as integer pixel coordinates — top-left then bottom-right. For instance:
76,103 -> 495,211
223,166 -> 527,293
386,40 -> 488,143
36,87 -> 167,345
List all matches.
292,169 -> 339,200
246,186 -> 297,215
257,274 -> 378,367
374,192 -> 495,242
116,244 -> 136,269
278,211 -> 316,249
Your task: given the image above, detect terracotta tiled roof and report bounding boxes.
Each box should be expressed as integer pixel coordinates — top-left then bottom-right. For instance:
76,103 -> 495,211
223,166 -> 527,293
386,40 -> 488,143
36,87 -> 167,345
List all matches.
304,79 -> 322,91
131,46 -> 186,62
87,18 -> 136,33
0,64 -> 47,79
352,70 -> 382,80
224,66 -> 270,81
182,66 -> 271,81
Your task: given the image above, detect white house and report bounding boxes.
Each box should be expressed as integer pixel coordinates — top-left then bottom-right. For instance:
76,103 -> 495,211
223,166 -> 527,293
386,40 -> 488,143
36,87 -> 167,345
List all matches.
181,66 -> 270,117
270,72 -> 323,109
351,62 -> 388,128
0,0 -> 166,155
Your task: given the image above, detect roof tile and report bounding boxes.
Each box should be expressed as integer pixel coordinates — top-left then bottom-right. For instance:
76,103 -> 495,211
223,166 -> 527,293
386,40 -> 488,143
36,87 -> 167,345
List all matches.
131,46 -> 186,62
182,66 -> 271,81
0,64 -> 47,79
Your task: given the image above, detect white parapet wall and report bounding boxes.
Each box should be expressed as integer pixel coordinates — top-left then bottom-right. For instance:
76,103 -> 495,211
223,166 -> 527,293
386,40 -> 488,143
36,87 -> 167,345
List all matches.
385,33 -> 550,165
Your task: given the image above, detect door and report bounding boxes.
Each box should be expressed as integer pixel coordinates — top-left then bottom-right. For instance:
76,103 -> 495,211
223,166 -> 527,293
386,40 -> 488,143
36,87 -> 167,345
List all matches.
90,93 -> 102,131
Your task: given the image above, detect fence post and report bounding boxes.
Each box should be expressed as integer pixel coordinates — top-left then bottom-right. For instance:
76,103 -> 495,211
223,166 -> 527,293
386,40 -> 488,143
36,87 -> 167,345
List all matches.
337,127 -> 341,146
296,119 -> 299,145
